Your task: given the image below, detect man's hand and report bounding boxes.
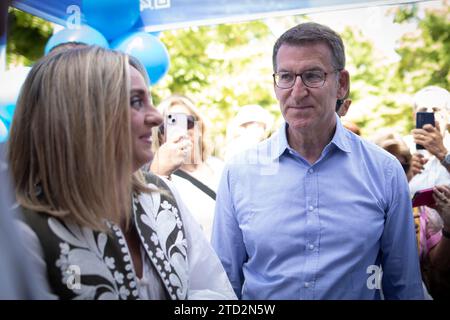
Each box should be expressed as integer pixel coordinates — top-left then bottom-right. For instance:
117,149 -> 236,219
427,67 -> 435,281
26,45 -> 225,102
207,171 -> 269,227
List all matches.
412,120 -> 447,161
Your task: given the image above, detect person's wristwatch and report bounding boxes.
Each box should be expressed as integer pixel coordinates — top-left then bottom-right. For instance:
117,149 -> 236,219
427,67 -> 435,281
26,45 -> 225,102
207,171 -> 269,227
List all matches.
441,151 -> 450,167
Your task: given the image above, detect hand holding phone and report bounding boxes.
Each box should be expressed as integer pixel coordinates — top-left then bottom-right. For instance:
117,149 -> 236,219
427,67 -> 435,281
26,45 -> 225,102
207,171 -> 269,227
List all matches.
412,188 -> 435,207
415,112 -> 435,150
165,113 -> 188,142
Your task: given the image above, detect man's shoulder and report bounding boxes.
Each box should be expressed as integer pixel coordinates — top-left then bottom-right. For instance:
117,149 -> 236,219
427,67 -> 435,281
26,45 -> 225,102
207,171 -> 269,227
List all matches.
348,134 -> 399,165
227,133 -> 277,160
222,136 -> 280,180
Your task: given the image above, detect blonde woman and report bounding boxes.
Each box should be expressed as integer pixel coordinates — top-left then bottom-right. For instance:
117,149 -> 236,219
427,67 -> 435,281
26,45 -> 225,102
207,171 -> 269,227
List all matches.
8,47 -> 235,300
151,95 -> 223,241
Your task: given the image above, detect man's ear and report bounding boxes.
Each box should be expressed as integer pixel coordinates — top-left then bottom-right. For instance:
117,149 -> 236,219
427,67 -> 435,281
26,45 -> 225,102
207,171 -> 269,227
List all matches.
338,70 -> 350,99
338,99 -> 352,117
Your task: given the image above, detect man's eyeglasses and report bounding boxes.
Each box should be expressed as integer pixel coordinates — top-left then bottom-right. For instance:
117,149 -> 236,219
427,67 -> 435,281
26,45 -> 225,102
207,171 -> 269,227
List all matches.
273,69 -> 338,89
159,114 -> 196,135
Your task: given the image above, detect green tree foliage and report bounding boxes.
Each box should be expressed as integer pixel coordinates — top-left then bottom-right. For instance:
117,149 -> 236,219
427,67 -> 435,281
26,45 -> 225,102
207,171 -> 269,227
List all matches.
7,8 -> 53,66
339,2 -> 449,138
396,3 -> 449,91
341,26 -> 413,137
367,2 -> 450,137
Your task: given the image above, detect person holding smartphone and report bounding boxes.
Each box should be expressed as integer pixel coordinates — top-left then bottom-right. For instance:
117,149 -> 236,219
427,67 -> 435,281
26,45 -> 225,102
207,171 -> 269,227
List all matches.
151,95 -> 224,241
372,131 -> 448,299
401,87 -> 450,299
404,86 -> 450,196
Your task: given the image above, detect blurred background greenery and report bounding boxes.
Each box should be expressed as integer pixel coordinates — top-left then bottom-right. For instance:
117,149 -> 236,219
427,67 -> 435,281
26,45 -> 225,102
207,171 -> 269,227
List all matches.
6,1 -> 449,157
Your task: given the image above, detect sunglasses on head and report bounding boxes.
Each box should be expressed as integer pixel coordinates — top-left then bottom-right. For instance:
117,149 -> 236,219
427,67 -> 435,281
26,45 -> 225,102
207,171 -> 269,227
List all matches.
159,114 -> 196,135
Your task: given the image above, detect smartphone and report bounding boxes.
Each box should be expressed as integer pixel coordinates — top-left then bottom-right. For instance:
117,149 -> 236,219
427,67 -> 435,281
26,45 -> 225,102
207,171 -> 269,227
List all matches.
412,188 -> 435,207
416,112 -> 435,150
164,113 -> 188,142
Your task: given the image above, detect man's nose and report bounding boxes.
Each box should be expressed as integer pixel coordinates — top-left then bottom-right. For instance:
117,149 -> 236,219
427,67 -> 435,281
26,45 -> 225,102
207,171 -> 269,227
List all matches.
291,75 -> 308,97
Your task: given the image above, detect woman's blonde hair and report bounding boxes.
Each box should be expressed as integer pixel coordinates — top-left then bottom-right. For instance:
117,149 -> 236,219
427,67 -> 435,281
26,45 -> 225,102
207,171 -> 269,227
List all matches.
8,46 -> 132,231
156,94 -> 211,162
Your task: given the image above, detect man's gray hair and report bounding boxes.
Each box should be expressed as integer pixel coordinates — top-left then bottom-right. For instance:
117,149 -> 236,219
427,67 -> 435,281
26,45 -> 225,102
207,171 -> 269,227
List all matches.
272,22 -> 346,72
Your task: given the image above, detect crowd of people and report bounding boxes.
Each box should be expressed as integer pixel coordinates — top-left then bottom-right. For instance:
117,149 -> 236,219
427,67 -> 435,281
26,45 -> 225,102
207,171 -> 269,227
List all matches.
0,21 -> 449,300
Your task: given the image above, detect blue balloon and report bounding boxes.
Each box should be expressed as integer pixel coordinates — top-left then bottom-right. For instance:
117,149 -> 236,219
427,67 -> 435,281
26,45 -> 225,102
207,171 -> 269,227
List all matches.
0,104 -> 16,129
45,25 -> 109,55
0,67 -> 31,132
149,31 -> 161,37
111,32 -> 170,85
0,120 -> 7,143
83,0 -> 141,40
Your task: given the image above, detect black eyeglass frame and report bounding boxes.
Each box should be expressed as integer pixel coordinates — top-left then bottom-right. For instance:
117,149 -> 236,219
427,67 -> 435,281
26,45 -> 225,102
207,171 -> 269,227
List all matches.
273,69 -> 341,89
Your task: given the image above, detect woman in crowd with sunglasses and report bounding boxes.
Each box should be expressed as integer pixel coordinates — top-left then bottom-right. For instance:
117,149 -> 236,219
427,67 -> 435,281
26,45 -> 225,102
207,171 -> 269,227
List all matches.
150,95 -> 223,241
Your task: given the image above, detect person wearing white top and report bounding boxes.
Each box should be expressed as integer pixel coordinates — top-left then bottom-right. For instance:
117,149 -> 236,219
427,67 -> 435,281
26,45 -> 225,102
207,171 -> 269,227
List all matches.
151,95 -> 224,241
17,175 -> 235,300
8,47 -> 235,300
404,86 -> 450,196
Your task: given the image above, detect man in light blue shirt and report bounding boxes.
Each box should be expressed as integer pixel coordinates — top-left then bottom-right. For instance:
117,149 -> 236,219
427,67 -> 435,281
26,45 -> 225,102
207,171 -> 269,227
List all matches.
211,22 -> 424,300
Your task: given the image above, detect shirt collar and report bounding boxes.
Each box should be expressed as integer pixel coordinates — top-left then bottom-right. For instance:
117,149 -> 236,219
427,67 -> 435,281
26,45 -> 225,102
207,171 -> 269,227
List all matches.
331,113 -> 352,153
269,113 -> 351,160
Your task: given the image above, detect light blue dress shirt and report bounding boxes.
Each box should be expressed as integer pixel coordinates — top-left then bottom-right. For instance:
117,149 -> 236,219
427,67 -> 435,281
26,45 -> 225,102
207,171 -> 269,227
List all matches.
212,115 -> 424,300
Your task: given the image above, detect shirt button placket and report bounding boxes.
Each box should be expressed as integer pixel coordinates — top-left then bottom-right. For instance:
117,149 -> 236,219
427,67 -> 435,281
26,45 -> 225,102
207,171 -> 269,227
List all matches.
303,166 -> 318,299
